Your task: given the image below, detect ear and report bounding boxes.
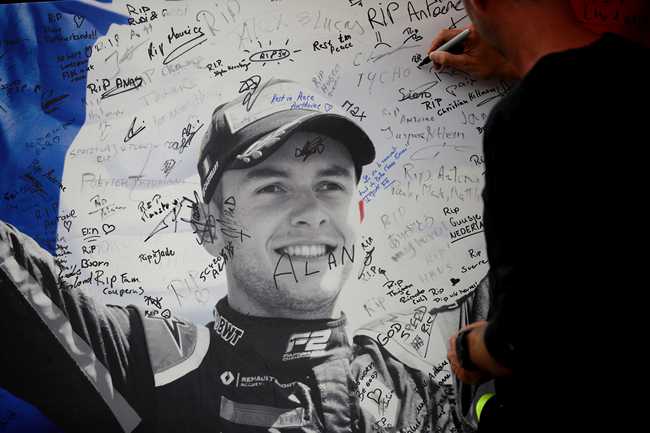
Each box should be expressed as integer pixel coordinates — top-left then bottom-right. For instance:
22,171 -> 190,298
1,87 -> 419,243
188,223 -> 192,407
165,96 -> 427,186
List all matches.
192,198 -> 225,256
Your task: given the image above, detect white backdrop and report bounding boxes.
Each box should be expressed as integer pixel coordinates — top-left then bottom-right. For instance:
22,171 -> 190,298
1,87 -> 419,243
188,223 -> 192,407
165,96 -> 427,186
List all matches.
54,0 -> 497,356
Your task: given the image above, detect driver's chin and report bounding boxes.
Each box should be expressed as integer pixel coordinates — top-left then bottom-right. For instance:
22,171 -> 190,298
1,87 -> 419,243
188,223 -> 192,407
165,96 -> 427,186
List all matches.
267,240 -> 352,310
275,270 -> 345,310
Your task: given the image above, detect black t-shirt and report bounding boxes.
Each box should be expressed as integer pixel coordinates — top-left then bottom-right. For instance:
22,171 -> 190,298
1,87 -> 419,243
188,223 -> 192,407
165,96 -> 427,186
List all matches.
481,32 -> 649,424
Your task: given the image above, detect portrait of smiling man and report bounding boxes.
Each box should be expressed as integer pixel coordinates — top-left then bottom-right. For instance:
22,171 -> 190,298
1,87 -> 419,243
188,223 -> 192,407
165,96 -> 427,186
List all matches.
223,135 -> 355,313
0,79 -> 486,433
193,78 -> 444,432
202,128 -> 361,319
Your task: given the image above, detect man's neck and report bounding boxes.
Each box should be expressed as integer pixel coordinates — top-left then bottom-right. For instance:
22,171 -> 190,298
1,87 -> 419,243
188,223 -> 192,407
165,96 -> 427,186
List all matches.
226,287 -> 339,320
500,4 -> 600,77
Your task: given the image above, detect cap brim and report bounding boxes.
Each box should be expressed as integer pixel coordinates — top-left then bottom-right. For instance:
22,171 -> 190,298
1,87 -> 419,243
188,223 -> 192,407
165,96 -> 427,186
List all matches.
232,111 -> 375,176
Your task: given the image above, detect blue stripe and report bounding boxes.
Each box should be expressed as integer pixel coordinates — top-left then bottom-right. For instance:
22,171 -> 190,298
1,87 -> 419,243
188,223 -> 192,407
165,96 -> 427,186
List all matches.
0,1 -> 126,254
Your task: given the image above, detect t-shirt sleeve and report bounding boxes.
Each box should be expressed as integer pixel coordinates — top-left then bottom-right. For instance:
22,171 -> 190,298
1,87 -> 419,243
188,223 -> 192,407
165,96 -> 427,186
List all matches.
0,220 -> 151,433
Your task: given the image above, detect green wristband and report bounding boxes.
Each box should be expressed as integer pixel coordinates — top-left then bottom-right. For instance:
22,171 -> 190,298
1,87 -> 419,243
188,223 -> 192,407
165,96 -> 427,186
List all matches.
476,393 -> 496,421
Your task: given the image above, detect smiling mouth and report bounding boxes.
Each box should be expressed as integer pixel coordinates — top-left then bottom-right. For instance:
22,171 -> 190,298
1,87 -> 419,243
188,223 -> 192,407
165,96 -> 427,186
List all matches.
275,244 -> 336,259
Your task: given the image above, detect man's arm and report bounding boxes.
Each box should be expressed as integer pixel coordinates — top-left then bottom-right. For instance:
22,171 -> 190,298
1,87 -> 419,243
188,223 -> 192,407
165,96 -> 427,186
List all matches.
0,220 -> 151,433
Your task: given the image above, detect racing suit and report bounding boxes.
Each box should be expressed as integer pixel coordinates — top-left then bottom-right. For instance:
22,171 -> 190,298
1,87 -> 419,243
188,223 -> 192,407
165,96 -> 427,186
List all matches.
0,220 -> 480,433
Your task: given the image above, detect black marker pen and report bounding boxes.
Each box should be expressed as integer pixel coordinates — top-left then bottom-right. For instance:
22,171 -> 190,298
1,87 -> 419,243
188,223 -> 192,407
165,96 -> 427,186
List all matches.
418,28 -> 471,68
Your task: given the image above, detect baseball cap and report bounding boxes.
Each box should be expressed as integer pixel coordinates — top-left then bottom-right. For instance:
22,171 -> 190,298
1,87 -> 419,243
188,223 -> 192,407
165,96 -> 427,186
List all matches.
198,79 -> 375,203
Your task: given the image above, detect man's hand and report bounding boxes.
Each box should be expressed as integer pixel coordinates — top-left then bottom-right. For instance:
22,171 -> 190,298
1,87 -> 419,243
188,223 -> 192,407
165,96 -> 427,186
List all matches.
427,27 -> 520,81
448,321 -> 491,384
448,321 -> 512,385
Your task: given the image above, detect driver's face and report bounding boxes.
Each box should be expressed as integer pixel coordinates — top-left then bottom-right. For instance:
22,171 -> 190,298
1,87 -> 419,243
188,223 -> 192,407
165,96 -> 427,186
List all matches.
218,131 -> 358,318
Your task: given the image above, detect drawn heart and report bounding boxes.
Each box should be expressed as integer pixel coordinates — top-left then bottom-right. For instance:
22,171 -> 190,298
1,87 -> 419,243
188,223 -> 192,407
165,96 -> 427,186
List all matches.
324,103 -> 333,112
102,223 -> 115,235
450,278 -> 460,286
63,220 -> 72,232
73,15 -> 85,28
367,388 -> 382,405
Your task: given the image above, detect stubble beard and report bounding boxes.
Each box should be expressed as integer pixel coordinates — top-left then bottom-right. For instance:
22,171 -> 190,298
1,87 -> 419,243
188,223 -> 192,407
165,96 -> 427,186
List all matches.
227,253 -> 351,318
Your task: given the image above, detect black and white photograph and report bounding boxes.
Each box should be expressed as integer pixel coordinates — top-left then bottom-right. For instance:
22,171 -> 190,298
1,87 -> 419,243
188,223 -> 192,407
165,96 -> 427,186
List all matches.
4,0 -> 646,432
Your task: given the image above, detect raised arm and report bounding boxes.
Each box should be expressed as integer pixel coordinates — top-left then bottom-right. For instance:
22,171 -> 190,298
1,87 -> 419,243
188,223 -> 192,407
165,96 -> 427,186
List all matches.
0,220 -> 149,433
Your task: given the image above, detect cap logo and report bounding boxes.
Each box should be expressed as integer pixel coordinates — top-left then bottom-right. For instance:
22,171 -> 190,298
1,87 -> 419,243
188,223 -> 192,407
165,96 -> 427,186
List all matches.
235,150 -> 263,164
201,159 -> 219,199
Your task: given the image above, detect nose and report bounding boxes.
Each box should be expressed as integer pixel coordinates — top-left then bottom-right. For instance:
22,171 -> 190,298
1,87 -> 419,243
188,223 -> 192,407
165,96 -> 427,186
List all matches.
290,191 -> 329,228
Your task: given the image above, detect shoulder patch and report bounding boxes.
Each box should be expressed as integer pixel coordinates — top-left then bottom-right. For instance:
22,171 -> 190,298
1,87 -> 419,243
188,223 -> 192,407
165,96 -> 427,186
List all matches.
140,312 -> 210,387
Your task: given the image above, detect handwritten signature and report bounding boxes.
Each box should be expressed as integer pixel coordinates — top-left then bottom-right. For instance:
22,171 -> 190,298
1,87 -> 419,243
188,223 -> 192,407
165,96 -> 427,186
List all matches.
168,121 -> 204,154
239,74 -> 273,112
100,77 -> 143,100
143,190 -> 251,245
124,116 -> 146,143
358,246 -> 376,279
162,159 -> 176,177
294,136 -> 325,161
163,27 -> 207,65
144,295 -> 163,309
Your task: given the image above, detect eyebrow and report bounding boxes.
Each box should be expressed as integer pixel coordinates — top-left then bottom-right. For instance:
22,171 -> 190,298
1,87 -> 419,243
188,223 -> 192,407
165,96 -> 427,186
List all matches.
244,167 -> 289,181
242,164 -> 353,183
317,165 -> 353,178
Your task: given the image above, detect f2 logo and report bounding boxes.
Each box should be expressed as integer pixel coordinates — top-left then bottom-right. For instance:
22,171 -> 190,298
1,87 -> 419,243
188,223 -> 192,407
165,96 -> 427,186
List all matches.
285,329 -> 331,353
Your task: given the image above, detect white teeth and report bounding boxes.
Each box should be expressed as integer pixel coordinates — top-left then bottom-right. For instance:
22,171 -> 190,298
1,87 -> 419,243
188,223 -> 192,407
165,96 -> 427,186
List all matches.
281,245 -> 328,258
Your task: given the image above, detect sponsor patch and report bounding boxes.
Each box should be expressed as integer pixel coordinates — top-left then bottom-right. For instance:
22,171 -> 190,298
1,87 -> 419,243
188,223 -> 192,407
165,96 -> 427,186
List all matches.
220,370 -> 235,386
282,329 -> 331,361
237,374 -> 297,389
214,316 -> 245,346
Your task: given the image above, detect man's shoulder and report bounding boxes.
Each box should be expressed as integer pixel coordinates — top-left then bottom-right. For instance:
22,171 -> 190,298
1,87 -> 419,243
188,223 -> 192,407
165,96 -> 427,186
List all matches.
351,307 -> 466,433
352,306 -> 450,375
138,310 -> 211,387
352,284 -> 488,374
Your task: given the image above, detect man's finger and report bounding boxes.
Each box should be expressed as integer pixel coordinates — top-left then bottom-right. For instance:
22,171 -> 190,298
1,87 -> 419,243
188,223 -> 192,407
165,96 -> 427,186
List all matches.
429,51 -> 470,71
429,51 -> 451,66
428,28 -> 464,53
448,335 -> 456,355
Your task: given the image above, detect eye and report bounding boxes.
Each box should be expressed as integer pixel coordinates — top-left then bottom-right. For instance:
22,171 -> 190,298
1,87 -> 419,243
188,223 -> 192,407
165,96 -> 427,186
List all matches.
315,181 -> 345,192
256,183 -> 286,194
